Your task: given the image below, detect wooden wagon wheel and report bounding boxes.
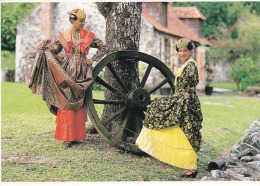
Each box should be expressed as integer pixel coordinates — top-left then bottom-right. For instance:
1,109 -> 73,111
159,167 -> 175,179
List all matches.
86,51 -> 175,154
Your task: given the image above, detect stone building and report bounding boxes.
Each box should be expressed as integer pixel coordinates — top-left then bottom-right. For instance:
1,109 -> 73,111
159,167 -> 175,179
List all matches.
15,2 -> 211,90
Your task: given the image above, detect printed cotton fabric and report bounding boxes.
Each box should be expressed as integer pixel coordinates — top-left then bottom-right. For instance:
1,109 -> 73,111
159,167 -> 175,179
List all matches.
142,56 -> 203,152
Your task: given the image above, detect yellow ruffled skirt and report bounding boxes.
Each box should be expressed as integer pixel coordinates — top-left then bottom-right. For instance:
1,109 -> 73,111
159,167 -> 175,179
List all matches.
136,124 -> 197,169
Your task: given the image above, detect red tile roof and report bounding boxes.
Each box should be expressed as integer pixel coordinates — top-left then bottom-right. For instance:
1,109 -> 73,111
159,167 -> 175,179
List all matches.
170,6 -> 206,20
142,9 -> 211,46
168,5 -> 211,45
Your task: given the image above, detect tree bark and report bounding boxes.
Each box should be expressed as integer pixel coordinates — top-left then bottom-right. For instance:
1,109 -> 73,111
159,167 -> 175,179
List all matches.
96,2 -> 142,138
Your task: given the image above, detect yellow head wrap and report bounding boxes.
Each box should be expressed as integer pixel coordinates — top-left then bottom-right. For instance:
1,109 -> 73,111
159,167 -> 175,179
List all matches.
176,38 -> 193,51
69,9 -> 86,19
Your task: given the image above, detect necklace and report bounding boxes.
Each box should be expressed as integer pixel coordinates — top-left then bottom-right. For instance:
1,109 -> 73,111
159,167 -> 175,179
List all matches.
71,31 -> 80,55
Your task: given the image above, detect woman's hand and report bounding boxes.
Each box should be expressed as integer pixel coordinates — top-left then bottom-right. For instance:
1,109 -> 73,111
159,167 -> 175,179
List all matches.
86,58 -> 93,65
38,40 -> 50,50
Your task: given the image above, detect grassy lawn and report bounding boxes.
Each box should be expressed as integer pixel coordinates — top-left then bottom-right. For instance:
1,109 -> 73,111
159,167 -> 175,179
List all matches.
200,97 -> 260,152
1,51 -> 16,70
1,82 -> 260,181
210,81 -> 238,91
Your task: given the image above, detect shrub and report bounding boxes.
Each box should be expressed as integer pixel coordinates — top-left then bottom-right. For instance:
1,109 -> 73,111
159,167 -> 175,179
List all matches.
92,72 -> 105,91
1,3 -> 38,51
92,82 -> 105,91
229,55 -> 260,91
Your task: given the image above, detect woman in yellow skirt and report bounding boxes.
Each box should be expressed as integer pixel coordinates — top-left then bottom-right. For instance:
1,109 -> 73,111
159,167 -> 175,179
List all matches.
136,38 -> 203,178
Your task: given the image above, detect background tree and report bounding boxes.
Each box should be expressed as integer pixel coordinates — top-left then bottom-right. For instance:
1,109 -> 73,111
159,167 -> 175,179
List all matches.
207,5 -> 260,90
1,3 -> 38,51
96,2 -> 142,138
228,13 -> 260,90
244,2 -> 260,15
229,55 -> 260,91
171,2 -> 244,40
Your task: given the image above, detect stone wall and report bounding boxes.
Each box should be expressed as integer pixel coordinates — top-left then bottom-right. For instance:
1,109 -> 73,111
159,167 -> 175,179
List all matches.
180,18 -> 203,38
142,2 -> 163,26
15,5 -> 41,82
202,120 -> 260,181
212,59 -> 232,82
139,16 -> 155,56
139,16 -> 156,88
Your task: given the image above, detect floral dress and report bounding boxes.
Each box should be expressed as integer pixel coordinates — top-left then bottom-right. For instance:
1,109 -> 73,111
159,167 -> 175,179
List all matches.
29,28 -> 106,113
29,28 -> 106,141
136,56 -> 203,169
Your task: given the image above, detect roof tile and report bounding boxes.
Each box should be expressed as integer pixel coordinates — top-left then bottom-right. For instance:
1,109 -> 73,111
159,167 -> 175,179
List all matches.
170,6 -> 207,20
142,8 -> 211,46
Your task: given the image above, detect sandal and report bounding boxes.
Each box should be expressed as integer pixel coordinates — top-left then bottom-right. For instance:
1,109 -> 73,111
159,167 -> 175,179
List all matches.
180,169 -> 198,178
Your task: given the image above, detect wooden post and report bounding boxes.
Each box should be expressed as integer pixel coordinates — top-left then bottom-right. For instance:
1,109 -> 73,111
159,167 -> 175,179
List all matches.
195,46 -> 206,90
160,37 -> 165,63
173,39 -> 179,75
169,38 -> 174,72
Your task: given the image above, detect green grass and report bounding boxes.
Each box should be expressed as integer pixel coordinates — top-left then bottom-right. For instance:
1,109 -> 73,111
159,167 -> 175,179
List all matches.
210,81 -> 238,91
200,97 -> 260,152
1,82 -> 260,181
1,50 -> 16,70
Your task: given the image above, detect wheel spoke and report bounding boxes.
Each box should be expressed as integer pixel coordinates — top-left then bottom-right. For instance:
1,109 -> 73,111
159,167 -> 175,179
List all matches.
134,114 -> 143,136
107,63 -> 129,93
102,106 -> 127,126
93,99 -> 125,105
96,76 -> 125,97
128,62 -> 136,90
140,64 -> 153,88
148,79 -> 169,94
117,111 -> 131,140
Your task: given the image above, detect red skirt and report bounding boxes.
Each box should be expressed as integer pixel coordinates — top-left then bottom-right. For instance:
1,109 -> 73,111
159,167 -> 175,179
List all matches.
55,107 -> 87,141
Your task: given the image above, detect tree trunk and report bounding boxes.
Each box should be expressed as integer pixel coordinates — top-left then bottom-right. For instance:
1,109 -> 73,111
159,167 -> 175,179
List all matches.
96,2 -> 142,139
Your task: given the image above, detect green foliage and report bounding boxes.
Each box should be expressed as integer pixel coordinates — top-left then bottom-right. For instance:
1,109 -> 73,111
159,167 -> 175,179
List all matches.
92,72 -> 105,91
171,2 -> 244,39
209,11 -> 260,91
225,3 -> 245,27
199,3 -> 230,39
1,50 -> 16,69
229,55 -> 260,91
208,25 -> 234,59
1,3 -> 38,51
92,82 -> 105,91
233,14 -> 260,60
244,2 -> 260,15
231,28 -> 238,39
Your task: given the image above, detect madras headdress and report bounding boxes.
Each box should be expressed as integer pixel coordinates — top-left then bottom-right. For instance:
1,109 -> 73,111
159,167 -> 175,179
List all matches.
69,9 -> 86,19
176,38 -> 193,51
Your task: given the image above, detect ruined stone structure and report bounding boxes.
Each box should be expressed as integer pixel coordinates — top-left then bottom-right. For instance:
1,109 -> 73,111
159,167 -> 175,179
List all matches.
15,2 -> 211,91
202,120 -> 260,181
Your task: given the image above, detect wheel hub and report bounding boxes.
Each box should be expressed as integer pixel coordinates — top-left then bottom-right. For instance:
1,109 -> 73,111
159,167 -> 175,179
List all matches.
126,88 -> 151,109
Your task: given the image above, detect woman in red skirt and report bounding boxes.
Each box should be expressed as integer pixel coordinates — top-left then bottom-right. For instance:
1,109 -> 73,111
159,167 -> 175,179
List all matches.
29,9 -> 106,148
